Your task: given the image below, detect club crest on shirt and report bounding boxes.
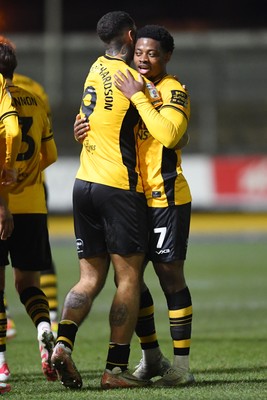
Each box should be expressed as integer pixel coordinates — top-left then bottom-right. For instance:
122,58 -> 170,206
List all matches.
170,90 -> 188,108
146,82 -> 162,108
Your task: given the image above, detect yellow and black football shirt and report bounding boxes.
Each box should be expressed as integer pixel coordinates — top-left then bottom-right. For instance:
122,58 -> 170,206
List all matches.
132,75 -> 192,207
7,84 -> 56,213
77,55 -> 146,192
13,73 -> 51,119
0,73 -> 21,170
13,73 -> 53,185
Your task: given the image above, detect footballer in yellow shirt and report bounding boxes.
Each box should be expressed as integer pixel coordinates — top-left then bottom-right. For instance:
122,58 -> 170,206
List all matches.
114,25 -> 195,386
0,41 -> 58,383
0,73 -> 21,189
0,72 -> 21,243
12,71 -> 59,333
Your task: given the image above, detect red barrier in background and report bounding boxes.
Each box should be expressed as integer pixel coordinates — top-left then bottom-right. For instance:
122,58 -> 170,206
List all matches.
213,156 -> 267,209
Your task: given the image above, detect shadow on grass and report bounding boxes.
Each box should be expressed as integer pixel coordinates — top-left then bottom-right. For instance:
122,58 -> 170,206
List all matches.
194,365 -> 267,374
195,337 -> 267,342
193,378 -> 267,387
9,364 -> 267,394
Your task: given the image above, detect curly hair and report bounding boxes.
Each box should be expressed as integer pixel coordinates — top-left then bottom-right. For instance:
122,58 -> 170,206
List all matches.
96,11 -> 135,44
136,25 -> 175,53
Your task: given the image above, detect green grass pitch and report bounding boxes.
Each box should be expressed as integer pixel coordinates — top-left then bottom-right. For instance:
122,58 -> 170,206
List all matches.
4,230 -> 267,399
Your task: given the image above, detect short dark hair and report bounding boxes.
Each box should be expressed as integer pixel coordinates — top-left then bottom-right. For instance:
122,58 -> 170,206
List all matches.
97,11 -> 135,44
136,25 -> 175,53
0,42 -> 17,79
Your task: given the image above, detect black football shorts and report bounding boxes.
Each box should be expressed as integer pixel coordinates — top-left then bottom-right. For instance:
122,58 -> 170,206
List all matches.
148,202 -> 191,263
0,214 -> 52,271
73,179 -> 148,258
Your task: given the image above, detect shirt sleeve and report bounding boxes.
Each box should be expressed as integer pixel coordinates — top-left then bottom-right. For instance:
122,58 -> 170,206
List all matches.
2,112 -> 21,167
130,79 -> 190,149
40,116 -> 57,170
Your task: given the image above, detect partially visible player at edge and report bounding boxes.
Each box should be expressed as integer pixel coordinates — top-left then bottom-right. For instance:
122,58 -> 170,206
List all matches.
0,72 -> 21,395
0,41 -> 58,383
0,33 -> 60,342
0,72 -> 21,239
0,72 -> 21,190
0,67 -> 58,339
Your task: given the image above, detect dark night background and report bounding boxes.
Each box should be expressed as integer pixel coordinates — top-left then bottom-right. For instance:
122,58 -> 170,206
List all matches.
1,0 -> 266,210
0,0 -> 266,33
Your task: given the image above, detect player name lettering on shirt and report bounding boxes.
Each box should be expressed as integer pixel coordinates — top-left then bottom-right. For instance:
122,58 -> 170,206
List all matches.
13,96 -> 37,107
99,66 -> 113,110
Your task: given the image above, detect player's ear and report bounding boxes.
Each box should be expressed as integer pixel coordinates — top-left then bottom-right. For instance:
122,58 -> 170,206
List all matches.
128,29 -> 136,44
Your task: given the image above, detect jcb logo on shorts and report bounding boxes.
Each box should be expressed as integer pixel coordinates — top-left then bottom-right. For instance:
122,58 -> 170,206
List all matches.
155,249 -> 171,254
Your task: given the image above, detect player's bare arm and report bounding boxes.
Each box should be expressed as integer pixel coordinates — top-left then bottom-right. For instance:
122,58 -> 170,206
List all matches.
74,114 -> 89,143
114,69 -> 145,99
0,195 -> 13,240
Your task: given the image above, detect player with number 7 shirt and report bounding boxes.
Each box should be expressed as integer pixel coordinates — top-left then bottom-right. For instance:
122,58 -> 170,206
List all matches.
113,24 -> 195,387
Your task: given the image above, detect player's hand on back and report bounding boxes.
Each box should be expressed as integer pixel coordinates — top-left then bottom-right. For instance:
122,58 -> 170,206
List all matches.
114,69 -> 145,99
74,114 -> 89,143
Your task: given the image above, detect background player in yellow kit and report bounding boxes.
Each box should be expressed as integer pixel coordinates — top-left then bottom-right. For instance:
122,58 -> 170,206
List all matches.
0,41 -> 58,383
0,71 -> 21,395
12,73 -> 59,337
0,72 -> 21,239
0,35 -> 59,340
0,72 -> 21,187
